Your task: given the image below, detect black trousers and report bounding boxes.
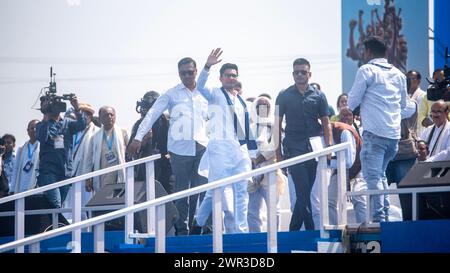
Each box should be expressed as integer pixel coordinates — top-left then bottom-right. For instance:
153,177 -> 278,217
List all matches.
287,142 -> 317,231
170,143 -> 208,234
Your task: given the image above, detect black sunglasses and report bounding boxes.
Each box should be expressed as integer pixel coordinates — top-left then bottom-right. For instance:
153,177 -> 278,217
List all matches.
293,70 -> 309,76
179,70 -> 195,76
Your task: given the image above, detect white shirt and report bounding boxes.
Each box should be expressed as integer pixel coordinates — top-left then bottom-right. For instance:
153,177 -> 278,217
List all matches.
135,83 -> 209,156
420,120 -> 450,157
410,87 -> 426,107
348,58 -> 407,140
427,147 -> 450,162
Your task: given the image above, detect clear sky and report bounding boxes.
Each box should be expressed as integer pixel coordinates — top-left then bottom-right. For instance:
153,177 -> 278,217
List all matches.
0,0 -> 431,145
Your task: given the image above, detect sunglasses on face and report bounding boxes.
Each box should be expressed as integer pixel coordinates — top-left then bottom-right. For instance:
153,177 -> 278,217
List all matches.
293,70 -> 309,76
179,70 -> 195,76
223,73 -> 238,79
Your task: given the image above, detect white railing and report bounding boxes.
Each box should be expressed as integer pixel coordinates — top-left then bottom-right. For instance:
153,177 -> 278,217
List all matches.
346,186 -> 450,224
0,154 -> 161,253
0,143 -> 351,253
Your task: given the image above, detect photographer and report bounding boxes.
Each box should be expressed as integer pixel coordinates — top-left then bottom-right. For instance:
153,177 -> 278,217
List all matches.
127,91 -> 173,194
1,134 -> 16,189
0,139 -> 9,197
36,95 -> 86,208
418,69 -> 450,127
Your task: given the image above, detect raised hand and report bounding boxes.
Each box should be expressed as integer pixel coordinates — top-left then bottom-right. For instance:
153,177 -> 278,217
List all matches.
69,95 -> 79,111
205,48 -> 223,68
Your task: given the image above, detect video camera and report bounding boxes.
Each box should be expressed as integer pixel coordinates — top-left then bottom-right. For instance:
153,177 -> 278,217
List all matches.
135,91 -> 159,114
39,67 -> 76,114
426,47 -> 450,102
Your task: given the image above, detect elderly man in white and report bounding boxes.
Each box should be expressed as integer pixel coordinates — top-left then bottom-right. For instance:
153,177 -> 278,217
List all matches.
420,100 -> 450,159
10,120 -> 40,194
91,106 -> 128,191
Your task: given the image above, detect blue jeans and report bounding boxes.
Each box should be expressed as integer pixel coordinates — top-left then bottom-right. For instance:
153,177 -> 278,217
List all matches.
37,171 -> 70,209
361,131 -> 398,222
386,158 -> 416,220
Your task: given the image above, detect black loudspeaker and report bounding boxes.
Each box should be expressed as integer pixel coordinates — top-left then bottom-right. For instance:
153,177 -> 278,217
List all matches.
0,194 -> 69,237
398,161 -> 450,220
86,180 -> 178,233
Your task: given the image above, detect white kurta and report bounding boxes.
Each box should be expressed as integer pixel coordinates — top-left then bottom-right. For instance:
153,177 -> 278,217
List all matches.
92,125 -> 128,191
10,141 -> 40,193
420,120 -> 450,157
195,68 -> 252,233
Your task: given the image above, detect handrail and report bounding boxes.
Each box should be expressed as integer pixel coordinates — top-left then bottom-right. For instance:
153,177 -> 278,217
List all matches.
0,143 -> 350,253
346,184 -> 450,223
346,186 -> 450,196
0,205 -> 125,217
0,154 -> 161,205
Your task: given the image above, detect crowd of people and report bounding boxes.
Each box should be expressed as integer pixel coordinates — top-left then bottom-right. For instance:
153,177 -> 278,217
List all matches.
1,38 -> 449,235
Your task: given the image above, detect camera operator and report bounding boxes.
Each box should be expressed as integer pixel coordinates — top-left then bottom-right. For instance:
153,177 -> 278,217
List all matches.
419,69 -> 450,127
36,95 -> 87,208
0,138 -> 9,197
127,91 -> 173,194
1,134 -> 16,190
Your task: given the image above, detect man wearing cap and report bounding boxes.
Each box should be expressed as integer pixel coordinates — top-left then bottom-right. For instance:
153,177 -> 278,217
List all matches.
64,102 -> 98,218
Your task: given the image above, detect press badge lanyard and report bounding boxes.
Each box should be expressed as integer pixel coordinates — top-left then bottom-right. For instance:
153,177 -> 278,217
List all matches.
103,130 -> 115,151
27,142 -> 37,161
73,133 -> 82,150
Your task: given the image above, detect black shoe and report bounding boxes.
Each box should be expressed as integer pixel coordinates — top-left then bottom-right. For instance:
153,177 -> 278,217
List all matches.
189,225 -> 202,235
174,225 -> 189,236
201,225 -> 212,235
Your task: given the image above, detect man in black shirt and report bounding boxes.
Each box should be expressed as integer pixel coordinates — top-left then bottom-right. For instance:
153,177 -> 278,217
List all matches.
275,58 -> 332,230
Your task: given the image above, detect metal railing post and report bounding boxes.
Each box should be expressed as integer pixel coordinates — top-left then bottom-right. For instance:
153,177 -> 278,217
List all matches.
71,181 -> 82,253
267,171 -> 278,253
212,188 -> 223,253
412,192 -> 417,221
318,156 -> 329,239
14,198 -> 25,253
29,242 -> 40,253
52,213 -> 58,230
155,204 -> 166,253
366,193 -> 372,223
125,166 -> 135,244
336,150 -> 347,226
94,223 -> 105,253
146,161 -> 156,235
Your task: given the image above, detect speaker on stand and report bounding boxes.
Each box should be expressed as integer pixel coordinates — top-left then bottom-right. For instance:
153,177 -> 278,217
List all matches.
86,180 -> 178,233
